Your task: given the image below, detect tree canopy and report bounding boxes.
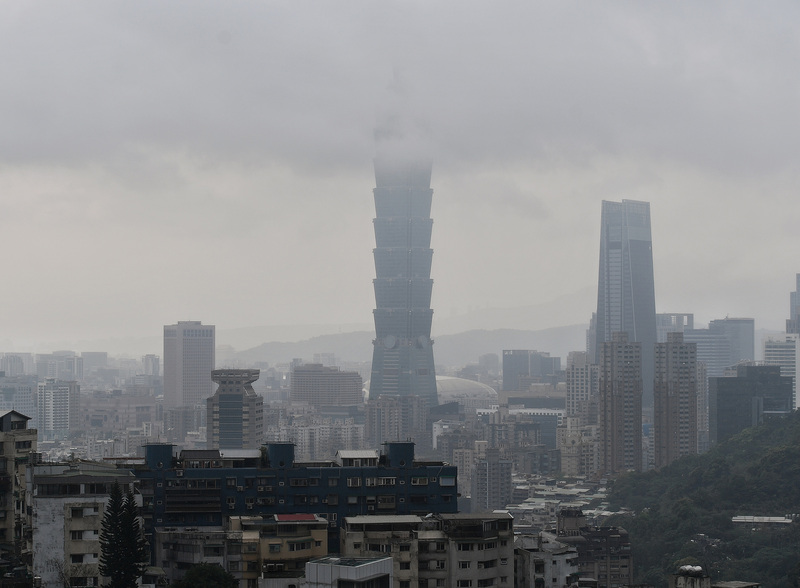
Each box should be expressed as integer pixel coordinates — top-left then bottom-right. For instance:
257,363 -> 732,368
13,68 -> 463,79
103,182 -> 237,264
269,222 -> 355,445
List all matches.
99,480 -> 149,588
607,410 -> 800,588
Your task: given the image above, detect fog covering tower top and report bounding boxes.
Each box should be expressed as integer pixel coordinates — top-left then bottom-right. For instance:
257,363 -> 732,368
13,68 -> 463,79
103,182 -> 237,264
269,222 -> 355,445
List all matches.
368,109 -> 438,407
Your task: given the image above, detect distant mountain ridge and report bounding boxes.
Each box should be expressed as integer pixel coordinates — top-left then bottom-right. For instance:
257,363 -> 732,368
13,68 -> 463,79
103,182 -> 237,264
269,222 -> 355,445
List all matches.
230,324 -> 588,367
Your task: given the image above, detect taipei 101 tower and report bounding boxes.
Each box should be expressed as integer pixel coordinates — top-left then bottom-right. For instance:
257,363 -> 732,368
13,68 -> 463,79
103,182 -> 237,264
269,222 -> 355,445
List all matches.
368,111 -> 438,408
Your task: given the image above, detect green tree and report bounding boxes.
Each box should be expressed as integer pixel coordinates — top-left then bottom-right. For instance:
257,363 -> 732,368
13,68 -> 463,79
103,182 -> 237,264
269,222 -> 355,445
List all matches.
99,480 -> 149,588
172,563 -> 238,588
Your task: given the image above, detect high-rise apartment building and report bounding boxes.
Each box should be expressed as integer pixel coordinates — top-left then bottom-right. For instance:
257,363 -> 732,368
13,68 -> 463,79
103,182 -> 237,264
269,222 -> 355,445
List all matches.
599,332 -> 642,474
653,332 -> 698,468
656,313 -> 694,343
565,351 -> 598,425
471,447 -> 513,512
369,156 -> 438,408
37,378 -> 80,440
594,200 -> 657,408
763,335 -> 800,410
163,321 -> 215,408
290,364 -> 363,408
207,369 -> 264,450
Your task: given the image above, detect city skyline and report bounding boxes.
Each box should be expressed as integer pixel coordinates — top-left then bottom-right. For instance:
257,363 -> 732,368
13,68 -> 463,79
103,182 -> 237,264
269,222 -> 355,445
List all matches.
1,3 -> 799,351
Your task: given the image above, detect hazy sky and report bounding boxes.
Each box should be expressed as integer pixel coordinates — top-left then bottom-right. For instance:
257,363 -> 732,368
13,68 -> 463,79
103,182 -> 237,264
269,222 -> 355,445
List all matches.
1,2 -> 799,351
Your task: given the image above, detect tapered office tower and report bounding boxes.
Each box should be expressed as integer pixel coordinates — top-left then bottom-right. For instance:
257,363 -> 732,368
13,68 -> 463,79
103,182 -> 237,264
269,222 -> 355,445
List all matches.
369,156 -> 438,407
594,200 -> 657,408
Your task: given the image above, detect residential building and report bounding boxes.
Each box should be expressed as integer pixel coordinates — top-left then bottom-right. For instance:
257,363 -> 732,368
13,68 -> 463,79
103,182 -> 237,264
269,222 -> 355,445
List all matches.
207,369 -> 264,450
594,200 -> 657,409
565,352 -> 598,426
471,448 -> 512,513
365,394 -> 428,448
31,461 -> 137,588
135,441 -> 458,550
709,364 -> 793,445
306,556 -> 393,588
290,364 -> 363,408
0,411 -> 37,573
653,332 -> 698,468
598,333 -> 642,474
515,533 -> 579,588
340,512 -> 515,588
369,153 -> 438,408
37,379 -> 80,440
555,509 -> 633,588
0,374 -> 36,424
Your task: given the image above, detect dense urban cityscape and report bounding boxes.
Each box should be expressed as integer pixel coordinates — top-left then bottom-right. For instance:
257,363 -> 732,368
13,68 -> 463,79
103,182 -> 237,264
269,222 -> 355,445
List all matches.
2,3 -> 799,588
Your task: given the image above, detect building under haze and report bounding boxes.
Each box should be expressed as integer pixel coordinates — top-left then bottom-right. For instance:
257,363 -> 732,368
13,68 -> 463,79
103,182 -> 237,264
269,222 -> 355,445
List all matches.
594,200 -> 657,409
207,369 -> 264,450
290,363 -> 363,408
653,332 -> 698,468
369,156 -> 438,408
163,321 -> 215,408
787,273 -> 800,334
599,332 -> 642,474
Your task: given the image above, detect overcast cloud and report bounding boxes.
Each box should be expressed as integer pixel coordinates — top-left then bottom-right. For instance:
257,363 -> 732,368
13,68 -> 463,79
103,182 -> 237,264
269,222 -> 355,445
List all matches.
1,2 -> 798,350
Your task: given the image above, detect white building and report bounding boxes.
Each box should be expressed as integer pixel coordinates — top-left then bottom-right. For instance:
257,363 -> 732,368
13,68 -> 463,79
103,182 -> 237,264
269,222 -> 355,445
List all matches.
763,334 -> 800,409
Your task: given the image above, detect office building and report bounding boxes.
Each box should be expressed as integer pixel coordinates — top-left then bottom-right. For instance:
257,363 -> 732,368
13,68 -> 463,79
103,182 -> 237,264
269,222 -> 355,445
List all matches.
653,332 -> 698,468
709,364 -> 793,445
207,369 -> 264,450
594,200 -> 657,408
290,364 -> 363,408
708,318 -> 754,364
502,350 -> 561,391
598,332 -> 642,474
369,155 -> 438,408
657,313 -> 694,343
163,321 -> 215,408
764,335 -> 800,410
787,274 -> 800,334
0,374 -> 36,423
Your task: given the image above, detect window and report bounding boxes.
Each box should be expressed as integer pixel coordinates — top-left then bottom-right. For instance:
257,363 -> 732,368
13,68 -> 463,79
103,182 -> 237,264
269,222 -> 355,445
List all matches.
328,478 -> 339,487
399,544 -> 410,552
435,560 -> 446,570
71,508 -> 83,518
459,561 -> 471,569
400,562 -> 411,570
457,581 -> 472,588
411,477 -> 428,486
228,561 -> 239,572
71,554 -> 84,564
347,477 -> 361,488
269,544 -> 281,553
458,543 -> 473,551
400,583 -> 410,588
70,530 -> 83,540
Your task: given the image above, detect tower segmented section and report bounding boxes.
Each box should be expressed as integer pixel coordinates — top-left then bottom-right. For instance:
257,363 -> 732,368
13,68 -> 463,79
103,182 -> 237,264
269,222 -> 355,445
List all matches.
369,158 -> 438,407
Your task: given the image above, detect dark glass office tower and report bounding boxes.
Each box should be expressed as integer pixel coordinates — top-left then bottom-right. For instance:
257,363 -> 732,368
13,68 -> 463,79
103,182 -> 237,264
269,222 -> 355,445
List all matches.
594,200 -> 657,408
369,157 -> 438,407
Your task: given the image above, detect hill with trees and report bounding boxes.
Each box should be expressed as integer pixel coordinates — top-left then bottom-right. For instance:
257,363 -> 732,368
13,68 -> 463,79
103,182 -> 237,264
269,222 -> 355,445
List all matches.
606,410 -> 800,588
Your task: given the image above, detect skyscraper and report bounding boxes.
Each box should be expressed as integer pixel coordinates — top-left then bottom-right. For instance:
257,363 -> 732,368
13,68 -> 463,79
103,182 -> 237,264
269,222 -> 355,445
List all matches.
163,321 -> 215,408
787,274 -> 800,334
653,332 -> 698,468
594,200 -> 657,408
763,334 -> 800,410
599,332 -> 642,474
369,157 -> 437,407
